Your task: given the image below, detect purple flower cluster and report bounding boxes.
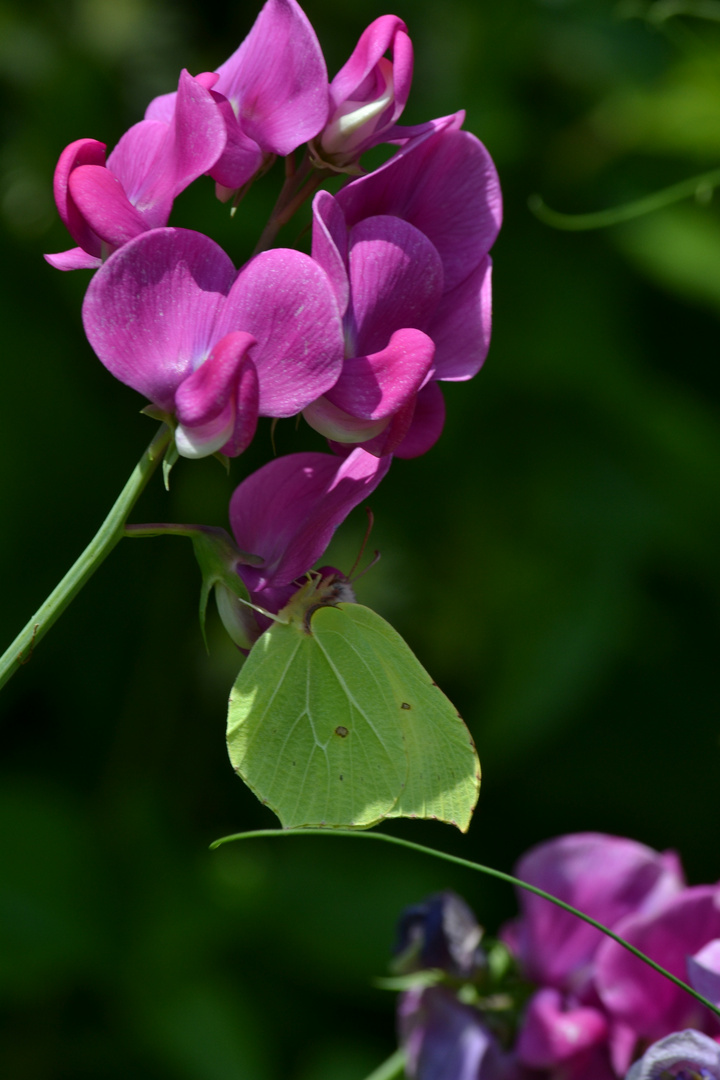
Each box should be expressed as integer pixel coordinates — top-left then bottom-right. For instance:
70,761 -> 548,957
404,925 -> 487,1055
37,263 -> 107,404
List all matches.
395,834 -> 720,1080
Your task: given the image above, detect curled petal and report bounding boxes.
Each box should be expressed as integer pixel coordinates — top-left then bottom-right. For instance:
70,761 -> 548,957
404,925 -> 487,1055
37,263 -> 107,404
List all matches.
229,449 -> 391,591
325,329 -> 435,420
50,137 -> 106,255
393,381 -> 446,460
174,331 -> 258,459
321,16 -> 413,161
69,164 -> 148,247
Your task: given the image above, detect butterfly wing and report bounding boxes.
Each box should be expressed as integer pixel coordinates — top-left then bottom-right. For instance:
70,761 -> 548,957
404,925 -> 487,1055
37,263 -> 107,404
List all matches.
226,615 -> 407,828
315,604 -> 481,832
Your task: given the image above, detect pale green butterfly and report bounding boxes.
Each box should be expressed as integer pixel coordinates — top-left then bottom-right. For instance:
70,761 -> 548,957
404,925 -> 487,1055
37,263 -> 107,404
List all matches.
226,573 -> 481,831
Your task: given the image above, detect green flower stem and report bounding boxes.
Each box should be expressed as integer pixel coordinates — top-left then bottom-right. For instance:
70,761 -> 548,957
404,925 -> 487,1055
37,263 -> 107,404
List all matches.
360,1048 -> 406,1080
0,423 -> 171,692
212,828 -> 720,1024
529,166 -> 720,231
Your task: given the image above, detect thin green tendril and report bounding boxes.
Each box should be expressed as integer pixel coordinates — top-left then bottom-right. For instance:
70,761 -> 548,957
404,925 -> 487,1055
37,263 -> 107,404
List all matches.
529,166 -> 720,231
211,828 -> 720,1023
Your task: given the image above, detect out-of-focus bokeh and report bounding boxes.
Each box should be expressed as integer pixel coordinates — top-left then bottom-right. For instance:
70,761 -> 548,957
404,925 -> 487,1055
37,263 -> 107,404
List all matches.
1,0 -> 719,1075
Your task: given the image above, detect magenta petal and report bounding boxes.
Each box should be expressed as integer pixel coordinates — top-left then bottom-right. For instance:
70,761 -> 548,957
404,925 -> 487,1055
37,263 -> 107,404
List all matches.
82,227 -> 236,410
336,122 -> 502,293
348,215 -> 444,353
217,249 -> 344,417
208,94 -> 265,190
311,190 -> 350,315
321,16 -> 413,160
69,165 -> 147,246
107,70 -> 226,226
229,449 -> 391,591
213,0 -> 328,157
429,255 -> 493,381
175,347 -> 258,460
393,381 -> 446,459
329,16 -> 410,117
44,247 -> 102,271
595,885 -> 720,1038
506,833 -> 685,990
517,989 -> 608,1068
326,329 -> 435,420
51,138 -> 107,256
221,360 -> 259,457
175,331 -> 256,426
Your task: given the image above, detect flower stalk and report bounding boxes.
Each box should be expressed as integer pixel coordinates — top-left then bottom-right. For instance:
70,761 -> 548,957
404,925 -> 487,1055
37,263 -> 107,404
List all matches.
0,423 -> 171,691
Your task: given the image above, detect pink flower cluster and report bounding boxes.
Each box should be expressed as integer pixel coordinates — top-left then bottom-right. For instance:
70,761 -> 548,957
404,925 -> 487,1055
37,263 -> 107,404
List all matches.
45,0 -> 501,641
395,833 -> 720,1080
47,0 -> 501,469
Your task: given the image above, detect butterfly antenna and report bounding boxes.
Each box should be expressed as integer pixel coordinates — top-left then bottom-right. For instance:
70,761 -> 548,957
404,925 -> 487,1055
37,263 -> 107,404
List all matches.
347,508 -> 380,582
351,549 -> 381,583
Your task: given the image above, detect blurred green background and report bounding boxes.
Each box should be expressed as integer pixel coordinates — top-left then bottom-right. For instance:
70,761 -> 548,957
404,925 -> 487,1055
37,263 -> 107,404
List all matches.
1,0 -> 719,1075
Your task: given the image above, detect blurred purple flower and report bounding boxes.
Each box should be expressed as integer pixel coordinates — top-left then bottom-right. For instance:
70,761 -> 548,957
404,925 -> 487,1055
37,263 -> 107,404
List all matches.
399,987 -> 514,1080
624,1029 -> 720,1079
45,70 -> 226,270
688,941 -> 720,1010
503,833 -> 686,1078
82,228 -> 344,458
312,15 -> 413,172
595,884 -> 720,1045
393,891 -> 485,978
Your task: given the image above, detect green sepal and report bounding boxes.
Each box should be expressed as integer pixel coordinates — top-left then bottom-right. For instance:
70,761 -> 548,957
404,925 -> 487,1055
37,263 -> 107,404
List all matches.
124,523 -> 262,649
162,442 -> 179,490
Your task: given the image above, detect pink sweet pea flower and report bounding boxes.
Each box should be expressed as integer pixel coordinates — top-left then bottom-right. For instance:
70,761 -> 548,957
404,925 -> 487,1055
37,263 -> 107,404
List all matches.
82,228 -> 344,459
219,449 -> 390,644
312,15 -> 413,173
303,117 -> 500,457
45,70 -> 226,270
148,0 -> 328,197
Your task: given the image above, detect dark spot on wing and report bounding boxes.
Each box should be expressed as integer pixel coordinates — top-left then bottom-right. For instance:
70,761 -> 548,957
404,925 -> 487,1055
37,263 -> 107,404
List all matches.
401,702 -> 411,710
335,725 -> 349,738
339,774 -> 344,781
